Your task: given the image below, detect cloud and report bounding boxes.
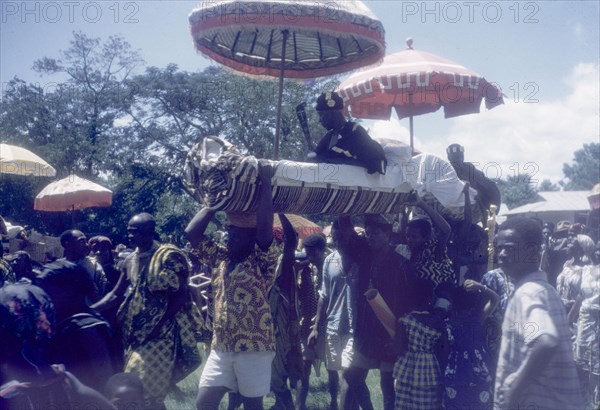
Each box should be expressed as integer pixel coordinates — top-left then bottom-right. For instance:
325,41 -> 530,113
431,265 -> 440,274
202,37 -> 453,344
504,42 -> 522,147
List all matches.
367,62 -> 599,185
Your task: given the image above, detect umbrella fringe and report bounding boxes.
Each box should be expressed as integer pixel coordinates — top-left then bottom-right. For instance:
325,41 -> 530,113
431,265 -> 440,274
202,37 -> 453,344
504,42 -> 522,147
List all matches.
193,46 -> 384,81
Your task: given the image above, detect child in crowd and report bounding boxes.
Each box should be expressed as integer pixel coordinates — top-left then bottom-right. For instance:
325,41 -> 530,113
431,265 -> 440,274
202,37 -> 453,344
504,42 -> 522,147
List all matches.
391,282 -> 451,410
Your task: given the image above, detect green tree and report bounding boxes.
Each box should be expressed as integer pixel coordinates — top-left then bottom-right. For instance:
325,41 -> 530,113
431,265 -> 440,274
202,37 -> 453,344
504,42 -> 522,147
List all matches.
1,33 -> 144,237
497,174 -> 541,209
31,31 -> 144,176
0,33 -> 336,242
538,179 -> 560,192
113,65 -> 334,240
561,143 -> 600,190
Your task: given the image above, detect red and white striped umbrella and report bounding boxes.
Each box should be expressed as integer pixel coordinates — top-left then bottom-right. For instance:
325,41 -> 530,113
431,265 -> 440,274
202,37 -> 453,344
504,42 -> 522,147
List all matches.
189,0 -> 386,159
337,38 -> 504,151
34,175 -> 112,212
273,214 -> 321,241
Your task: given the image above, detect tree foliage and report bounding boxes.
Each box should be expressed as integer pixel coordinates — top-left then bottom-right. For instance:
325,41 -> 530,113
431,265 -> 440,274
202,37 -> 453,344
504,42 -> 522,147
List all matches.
538,179 -> 560,192
561,143 -> 600,191
497,174 -> 541,209
0,32 -> 332,244
31,31 -> 144,177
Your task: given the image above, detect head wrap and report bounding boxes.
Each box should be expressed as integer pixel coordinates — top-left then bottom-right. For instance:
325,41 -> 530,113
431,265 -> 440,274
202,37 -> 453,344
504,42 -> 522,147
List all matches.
575,234 -> 595,259
0,283 -> 55,347
88,235 -> 112,247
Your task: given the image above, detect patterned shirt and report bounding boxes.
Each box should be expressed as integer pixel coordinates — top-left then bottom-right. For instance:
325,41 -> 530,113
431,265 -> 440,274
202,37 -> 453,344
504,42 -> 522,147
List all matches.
410,238 -> 456,287
481,268 -> 515,369
494,270 -> 583,410
195,238 -> 279,352
481,268 -> 514,326
118,242 -> 193,347
296,262 -> 324,340
556,261 -> 584,311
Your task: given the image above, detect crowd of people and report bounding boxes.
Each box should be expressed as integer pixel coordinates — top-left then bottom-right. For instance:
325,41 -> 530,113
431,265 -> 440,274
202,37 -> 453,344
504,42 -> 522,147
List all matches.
1,91 -> 598,410
2,196 -> 598,410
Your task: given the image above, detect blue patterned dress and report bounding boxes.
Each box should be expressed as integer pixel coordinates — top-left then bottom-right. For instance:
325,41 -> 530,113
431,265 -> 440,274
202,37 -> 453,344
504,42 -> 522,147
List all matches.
443,308 -> 493,409
481,268 -> 514,376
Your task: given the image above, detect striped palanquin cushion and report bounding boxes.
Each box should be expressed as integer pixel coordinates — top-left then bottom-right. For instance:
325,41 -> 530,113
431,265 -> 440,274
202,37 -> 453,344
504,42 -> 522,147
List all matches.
183,136 -> 481,221
184,137 -> 415,215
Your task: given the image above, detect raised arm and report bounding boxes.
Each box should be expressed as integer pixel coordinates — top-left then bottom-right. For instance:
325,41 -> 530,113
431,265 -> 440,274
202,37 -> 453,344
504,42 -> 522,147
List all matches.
463,279 -> 500,320
185,207 -> 216,247
414,194 -> 451,245
277,213 -> 298,299
256,161 -> 274,250
461,182 -> 472,237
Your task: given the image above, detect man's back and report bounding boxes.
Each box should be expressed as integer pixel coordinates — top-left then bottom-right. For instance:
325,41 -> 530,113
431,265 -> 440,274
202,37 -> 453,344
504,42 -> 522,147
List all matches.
51,309 -> 120,392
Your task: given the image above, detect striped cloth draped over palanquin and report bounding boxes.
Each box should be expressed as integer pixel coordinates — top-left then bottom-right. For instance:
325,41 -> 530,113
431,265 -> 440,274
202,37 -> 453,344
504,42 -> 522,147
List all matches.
183,136 -> 415,215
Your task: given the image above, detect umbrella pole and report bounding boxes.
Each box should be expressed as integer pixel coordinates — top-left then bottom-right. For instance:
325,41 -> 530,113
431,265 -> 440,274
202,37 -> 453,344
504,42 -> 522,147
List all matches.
408,93 -> 414,155
409,115 -> 414,155
274,29 -> 289,160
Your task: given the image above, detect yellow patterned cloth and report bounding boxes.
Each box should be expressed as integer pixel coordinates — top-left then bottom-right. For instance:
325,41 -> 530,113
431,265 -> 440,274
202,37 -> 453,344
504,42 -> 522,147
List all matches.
194,238 -> 279,352
124,335 -> 176,403
118,242 -> 203,404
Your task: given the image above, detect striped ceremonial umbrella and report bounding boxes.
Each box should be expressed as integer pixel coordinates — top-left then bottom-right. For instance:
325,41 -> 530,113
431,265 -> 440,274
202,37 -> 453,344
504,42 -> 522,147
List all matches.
189,0 -> 386,159
273,214 -> 321,241
337,38 -> 504,153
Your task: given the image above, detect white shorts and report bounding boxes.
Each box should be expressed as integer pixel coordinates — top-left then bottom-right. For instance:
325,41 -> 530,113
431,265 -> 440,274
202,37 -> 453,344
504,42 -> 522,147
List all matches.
325,333 -> 353,371
199,349 -> 276,398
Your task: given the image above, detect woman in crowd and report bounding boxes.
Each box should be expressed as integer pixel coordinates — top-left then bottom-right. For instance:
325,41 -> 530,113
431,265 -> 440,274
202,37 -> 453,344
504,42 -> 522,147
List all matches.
442,279 -> 498,410
569,240 -> 600,407
0,282 -> 115,409
557,234 -> 595,332
402,195 -> 456,288
480,265 -> 514,381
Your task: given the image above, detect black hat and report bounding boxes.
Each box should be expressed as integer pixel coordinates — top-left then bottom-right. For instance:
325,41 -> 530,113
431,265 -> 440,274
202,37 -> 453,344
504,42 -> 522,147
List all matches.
316,91 -> 344,111
446,143 -> 464,154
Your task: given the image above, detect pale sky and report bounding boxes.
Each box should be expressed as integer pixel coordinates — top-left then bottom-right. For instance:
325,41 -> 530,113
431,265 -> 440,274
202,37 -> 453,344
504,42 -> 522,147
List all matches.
1,0 -> 599,184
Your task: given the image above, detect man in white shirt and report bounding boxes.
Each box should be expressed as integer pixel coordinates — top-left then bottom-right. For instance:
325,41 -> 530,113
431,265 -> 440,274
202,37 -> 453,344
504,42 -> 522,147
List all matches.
494,217 -> 583,409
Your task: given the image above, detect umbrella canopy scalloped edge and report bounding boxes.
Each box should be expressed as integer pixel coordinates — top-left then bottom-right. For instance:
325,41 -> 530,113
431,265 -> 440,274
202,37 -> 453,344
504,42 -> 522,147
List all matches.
189,0 -> 386,79
0,143 -> 57,177
34,175 -> 113,212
